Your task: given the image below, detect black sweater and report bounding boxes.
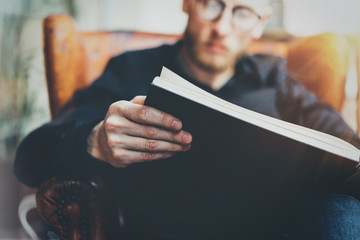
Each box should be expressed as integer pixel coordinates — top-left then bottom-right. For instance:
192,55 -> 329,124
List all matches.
14,41 -> 360,238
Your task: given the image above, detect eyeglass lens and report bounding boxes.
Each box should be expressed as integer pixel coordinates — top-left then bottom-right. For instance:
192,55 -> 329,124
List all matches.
195,0 -> 260,31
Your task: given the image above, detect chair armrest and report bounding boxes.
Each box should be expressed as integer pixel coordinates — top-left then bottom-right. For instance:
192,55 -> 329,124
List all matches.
36,176 -> 121,240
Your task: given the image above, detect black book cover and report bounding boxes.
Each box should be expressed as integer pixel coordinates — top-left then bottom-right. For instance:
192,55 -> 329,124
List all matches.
120,76 -> 360,233
144,82 -> 358,193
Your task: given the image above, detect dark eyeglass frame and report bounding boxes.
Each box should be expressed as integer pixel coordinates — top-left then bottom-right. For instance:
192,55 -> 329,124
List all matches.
195,0 -> 262,31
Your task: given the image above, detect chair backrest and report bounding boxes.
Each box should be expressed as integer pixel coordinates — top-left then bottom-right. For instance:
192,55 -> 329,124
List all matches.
43,14 -> 351,123
43,15 -> 180,118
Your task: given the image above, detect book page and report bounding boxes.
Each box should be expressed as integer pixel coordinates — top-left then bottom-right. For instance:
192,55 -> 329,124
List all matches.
154,67 -> 360,162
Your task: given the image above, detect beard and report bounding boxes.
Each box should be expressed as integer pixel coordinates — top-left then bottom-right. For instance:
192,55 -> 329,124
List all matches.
183,27 -> 246,73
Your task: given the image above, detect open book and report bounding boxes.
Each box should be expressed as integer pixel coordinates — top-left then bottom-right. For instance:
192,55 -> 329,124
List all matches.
144,67 -> 360,190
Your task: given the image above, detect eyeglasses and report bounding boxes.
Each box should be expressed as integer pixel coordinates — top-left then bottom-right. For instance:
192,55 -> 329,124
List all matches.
195,0 -> 262,32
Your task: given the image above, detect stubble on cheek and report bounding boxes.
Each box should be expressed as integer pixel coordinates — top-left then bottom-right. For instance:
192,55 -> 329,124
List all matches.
183,28 -> 247,73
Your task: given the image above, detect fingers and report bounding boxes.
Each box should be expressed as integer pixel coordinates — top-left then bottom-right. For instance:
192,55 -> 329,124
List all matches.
104,139 -> 189,168
104,114 -> 192,145
109,135 -> 191,153
98,99 -> 193,168
119,118 -> 192,145
107,150 -> 177,168
110,101 -> 183,131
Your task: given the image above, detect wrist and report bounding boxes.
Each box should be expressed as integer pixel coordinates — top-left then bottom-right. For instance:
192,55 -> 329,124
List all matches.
87,120 -> 104,160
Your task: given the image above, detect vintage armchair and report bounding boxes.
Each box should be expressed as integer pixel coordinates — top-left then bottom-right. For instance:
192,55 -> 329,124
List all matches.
36,14 -> 355,240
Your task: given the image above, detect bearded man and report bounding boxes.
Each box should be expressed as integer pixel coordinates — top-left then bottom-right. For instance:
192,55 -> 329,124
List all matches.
15,0 -> 360,239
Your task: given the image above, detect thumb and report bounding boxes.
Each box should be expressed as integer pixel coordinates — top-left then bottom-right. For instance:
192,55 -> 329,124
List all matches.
130,95 -> 147,105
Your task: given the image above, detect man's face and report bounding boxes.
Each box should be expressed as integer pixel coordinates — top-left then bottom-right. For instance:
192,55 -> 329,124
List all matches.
183,0 -> 270,72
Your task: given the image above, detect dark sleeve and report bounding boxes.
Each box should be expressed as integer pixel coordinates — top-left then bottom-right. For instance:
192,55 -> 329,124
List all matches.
274,59 -> 360,199
275,60 -> 360,148
14,55 -> 145,187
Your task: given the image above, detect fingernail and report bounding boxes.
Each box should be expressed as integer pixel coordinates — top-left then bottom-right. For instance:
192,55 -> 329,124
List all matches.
183,133 -> 192,144
182,144 -> 191,151
171,120 -> 182,130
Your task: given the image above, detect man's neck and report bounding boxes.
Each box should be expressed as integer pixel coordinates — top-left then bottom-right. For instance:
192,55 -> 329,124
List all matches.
178,48 -> 235,91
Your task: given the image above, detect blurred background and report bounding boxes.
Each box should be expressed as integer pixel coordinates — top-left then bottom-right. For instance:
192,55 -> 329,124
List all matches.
0,0 -> 360,239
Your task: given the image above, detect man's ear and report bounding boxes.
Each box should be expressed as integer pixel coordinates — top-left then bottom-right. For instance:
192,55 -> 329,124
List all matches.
183,0 -> 190,14
251,11 -> 272,39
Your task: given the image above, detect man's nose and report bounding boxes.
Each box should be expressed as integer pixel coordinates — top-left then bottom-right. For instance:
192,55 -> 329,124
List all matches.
212,8 -> 233,36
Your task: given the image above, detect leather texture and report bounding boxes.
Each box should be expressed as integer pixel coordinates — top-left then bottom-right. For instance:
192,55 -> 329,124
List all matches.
36,176 -> 120,240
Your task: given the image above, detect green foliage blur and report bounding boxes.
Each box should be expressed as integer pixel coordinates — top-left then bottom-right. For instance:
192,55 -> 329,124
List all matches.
0,0 -> 75,162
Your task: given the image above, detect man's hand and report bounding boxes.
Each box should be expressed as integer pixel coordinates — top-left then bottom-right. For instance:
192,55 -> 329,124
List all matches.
87,96 -> 192,167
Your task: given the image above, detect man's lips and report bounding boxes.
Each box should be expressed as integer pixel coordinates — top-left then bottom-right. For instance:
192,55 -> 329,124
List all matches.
205,42 -> 228,53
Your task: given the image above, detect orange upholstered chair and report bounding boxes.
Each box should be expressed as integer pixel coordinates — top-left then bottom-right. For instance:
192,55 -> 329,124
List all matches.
37,14 -> 354,240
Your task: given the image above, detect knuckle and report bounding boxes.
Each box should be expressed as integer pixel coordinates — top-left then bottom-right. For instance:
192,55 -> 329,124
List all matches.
106,133 -> 121,145
145,126 -> 157,138
115,119 -> 127,130
104,117 -> 117,131
109,136 -> 123,147
170,143 -> 178,151
160,113 -> 171,125
105,117 -> 127,132
113,150 -> 127,161
117,100 -> 128,110
145,139 -> 157,151
108,102 -> 117,113
109,100 -> 128,116
137,106 -> 149,121
109,101 -> 121,112
143,152 -> 155,161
